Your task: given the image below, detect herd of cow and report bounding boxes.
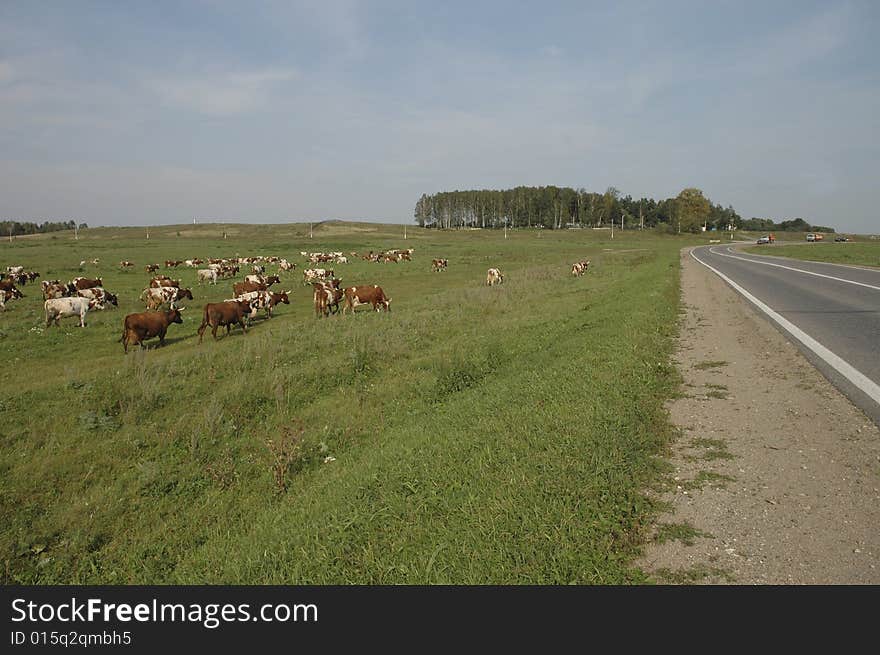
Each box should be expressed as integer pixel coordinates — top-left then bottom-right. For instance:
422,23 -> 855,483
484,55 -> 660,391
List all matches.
2,252 -> 591,353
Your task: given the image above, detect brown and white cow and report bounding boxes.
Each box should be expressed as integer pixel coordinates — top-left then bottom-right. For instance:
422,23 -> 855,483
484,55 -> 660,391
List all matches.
571,260 -> 590,277
197,269 -> 219,285
486,268 -> 503,286
120,260 -> 134,268
432,258 -> 448,272
0,287 -> 23,310
312,282 -> 344,317
77,287 -> 119,308
142,286 -> 193,310
145,264 -> 159,273
150,277 -> 180,288
197,300 -> 252,342
232,290 -> 290,320
120,308 -> 184,352
42,280 -> 67,299
342,285 -> 391,314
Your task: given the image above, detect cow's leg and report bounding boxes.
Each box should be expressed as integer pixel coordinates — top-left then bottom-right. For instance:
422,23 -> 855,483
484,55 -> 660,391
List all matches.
212,323 -> 220,340
158,328 -> 167,347
197,321 -> 207,343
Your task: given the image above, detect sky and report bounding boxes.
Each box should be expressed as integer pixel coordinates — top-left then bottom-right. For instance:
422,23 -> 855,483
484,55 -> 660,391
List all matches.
1,1 -> 878,232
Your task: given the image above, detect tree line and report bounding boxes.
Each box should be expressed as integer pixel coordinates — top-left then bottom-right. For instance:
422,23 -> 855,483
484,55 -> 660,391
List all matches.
1,220 -> 87,236
414,186 -> 829,234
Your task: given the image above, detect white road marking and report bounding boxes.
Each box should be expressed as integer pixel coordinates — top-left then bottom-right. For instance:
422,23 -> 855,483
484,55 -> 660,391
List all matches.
708,247 -> 880,292
731,245 -> 880,274
691,247 -> 880,407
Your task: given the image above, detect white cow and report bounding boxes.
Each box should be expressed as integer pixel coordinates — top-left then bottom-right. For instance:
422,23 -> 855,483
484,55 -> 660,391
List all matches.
45,297 -> 99,327
486,268 -> 504,286
197,269 -> 218,285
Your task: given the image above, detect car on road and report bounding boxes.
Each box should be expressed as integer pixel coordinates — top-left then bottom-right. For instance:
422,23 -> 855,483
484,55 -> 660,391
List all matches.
834,236 -> 850,242
756,236 -> 771,244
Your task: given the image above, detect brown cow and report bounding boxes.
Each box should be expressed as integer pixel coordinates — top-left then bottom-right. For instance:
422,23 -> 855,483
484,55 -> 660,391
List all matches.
0,277 -> 21,294
145,263 -> 159,273
232,280 -> 267,297
342,285 -> 391,314
197,300 -> 252,342
72,277 -> 103,291
120,308 -> 184,353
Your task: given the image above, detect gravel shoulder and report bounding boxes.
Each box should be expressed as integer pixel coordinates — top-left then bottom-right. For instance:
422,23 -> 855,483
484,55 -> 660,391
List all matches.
638,247 -> 880,584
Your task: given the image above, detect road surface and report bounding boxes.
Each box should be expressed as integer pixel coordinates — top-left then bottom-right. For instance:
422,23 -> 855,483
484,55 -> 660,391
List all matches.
691,244 -> 880,426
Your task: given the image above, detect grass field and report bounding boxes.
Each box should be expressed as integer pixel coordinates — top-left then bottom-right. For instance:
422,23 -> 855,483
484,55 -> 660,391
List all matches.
1,222 -> 704,583
742,241 -> 880,268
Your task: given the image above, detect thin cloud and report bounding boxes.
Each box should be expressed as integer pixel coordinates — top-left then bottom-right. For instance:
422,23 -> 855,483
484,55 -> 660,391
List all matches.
148,69 -> 298,116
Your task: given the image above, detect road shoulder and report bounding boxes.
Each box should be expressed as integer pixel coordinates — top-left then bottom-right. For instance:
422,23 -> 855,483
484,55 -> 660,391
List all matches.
637,247 -> 880,584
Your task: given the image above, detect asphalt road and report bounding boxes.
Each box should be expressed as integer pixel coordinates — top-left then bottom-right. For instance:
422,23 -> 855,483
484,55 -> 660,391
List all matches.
691,244 -> 880,427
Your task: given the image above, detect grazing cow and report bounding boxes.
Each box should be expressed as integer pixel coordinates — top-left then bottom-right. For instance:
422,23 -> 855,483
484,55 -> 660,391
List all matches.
72,277 -> 103,291
149,277 -> 180,288
432,258 -> 448,272
251,264 -> 265,275
197,300 -> 252,342
120,308 -> 184,353
312,282 -> 344,317
571,260 -> 590,277
486,268 -> 503,286
41,280 -> 65,299
142,286 -> 193,310
342,285 -> 391,314
278,259 -> 296,272
164,259 -> 182,268
233,290 -> 290,320
77,287 -> 118,308
197,269 -> 219,285
120,260 -> 134,268
0,277 -> 21,294
45,297 -> 99,327
145,264 -> 159,273
233,280 -> 267,297
0,287 -> 23,310
302,268 -> 333,285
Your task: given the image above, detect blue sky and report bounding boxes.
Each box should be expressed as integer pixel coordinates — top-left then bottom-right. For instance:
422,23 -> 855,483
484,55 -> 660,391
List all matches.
1,1 -> 878,232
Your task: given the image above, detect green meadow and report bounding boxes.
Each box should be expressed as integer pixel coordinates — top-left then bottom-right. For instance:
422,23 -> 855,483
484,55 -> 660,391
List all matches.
1,222 -> 703,583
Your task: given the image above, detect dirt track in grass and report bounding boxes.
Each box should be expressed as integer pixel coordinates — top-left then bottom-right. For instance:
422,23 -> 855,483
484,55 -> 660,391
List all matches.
638,247 -> 880,584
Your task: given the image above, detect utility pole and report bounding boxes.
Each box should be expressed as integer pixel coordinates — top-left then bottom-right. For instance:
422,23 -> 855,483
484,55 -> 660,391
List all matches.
309,222 -> 313,239
504,219 -> 508,240
74,223 -> 79,240
404,224 -> 407,240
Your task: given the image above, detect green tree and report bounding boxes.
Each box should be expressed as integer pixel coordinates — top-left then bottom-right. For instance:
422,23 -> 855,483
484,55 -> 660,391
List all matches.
675,188 -> 711,233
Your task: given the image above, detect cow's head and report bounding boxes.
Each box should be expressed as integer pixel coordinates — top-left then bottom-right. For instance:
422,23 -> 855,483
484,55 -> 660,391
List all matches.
105,292 -> 119,306
266,275 -> 281,285
168,308 -> 184,324
178,288 -> 194,301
